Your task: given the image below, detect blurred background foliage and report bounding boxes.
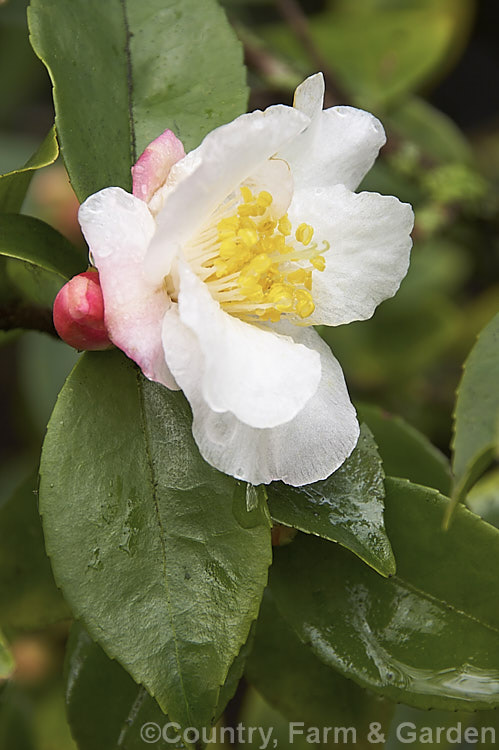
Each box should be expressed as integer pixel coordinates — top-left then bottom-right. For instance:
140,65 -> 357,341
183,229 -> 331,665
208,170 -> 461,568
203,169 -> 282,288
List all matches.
1,0 -> 499,747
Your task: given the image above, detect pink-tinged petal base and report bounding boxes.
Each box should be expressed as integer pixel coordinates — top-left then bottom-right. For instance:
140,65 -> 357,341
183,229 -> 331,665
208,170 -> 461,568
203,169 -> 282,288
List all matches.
132,129 -> 185,204
78,187 -> 178,390
53,270 -> 113,351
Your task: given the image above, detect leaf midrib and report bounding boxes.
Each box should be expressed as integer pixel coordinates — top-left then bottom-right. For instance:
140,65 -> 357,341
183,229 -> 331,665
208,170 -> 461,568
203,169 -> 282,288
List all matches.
137,372 -> 192,723
393,573 -> 499,640
119,0 -> 137,165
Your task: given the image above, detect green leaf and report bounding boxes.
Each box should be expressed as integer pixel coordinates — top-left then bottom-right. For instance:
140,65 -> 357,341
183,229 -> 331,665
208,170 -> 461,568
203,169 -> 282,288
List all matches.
0,683 -> 36,750
452,312 -> 499,501
18,332 -> 80,438
214,627 -> 254,724
65,621 -> 252,749
39,350 -> 271,729
267,425 -> 395,577
0,631 -> 14,680
28,0 -> 248,201
386,96 -> 471,164
385,705 -> 482,749
467,469 -> 499,530
0,213 -> 85,281
270,477 -> 499,711
65,623 -> 184,750
0,473 -> 69,630
357,404 -> 451,495
0,126 -> 58,213
246,590 -> 393,747
260,0 -> 474,108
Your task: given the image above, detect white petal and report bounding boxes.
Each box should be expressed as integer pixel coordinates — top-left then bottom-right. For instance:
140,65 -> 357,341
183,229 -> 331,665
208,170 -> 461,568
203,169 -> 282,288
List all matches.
78,187 -> 178,389
293,72 -> 325,119
162,262 -> 321,429
144,105 -> 310,280
279,103 -> 386,192
242,157 -> 293,218
288,185 -> 414,326
162,313 -> 359,486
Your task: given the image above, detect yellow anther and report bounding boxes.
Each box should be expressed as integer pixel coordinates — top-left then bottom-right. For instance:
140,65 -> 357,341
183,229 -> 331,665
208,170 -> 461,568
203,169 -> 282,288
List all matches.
295,223 -> 314,245
267,284 -> 294,312
214,259 -> 230,278
238,228 -> 258,247
237,203 -> 256,217
218,216 -> 240,231
239,217 -> 257,231
246,253 -> 272,276
240,186 -> 254,203
258,218 -> 277,235
294,289 -> 315,318
203,187 -> 329,323
259,309 -> 282,323
278,215 -> 292,236
257,191 -> 273,208
218,228 -> 237,241
287,269 -> 307,285
262,236 -> 285,254
310,255 -> 326,271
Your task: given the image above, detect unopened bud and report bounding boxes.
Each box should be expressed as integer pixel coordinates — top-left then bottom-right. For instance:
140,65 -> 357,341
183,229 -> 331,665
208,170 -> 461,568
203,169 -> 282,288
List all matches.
53,270 -> 112,351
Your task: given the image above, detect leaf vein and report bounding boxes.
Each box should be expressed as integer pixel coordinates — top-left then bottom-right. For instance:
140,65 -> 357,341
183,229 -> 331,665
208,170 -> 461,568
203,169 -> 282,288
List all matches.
137,372 -> 191,722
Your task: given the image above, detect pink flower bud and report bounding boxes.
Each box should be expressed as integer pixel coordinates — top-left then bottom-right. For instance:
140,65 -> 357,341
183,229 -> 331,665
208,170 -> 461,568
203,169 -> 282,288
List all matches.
53,270 -> 113,351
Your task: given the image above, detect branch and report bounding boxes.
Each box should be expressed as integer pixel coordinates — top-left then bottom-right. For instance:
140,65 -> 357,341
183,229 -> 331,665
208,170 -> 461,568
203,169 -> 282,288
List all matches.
0,302 -> 58,338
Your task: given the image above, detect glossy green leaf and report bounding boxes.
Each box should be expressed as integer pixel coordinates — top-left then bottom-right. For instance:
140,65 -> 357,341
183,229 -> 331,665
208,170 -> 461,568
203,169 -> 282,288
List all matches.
214,627 -> 254,724
246,590 -> 393,748
65,623 -> 183,750
65,621 -> 251,750
267,425 -> 395,577
0,631 -> 14,680
271,477 -> 499,711
5,258 -> 63,308
0,126 -> 58,213
357,404 -> 451,495
452,312 -> 499,501
39,350 -> 271,729
0,473 -> 69,630
0,213 -> 85,281
28,0 -> 247,201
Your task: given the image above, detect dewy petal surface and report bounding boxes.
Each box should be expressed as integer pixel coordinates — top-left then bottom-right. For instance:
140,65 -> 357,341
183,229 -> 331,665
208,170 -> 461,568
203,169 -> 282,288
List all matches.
144,105 -> 310,280
78,187 -> 178,389
162,312 -> 359,486
288,184 -> 414,326
163,262 -> 322,430
279,73 -> 386,192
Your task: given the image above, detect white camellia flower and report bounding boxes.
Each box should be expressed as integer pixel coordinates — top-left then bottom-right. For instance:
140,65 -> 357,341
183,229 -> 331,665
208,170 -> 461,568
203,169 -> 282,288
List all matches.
78,73 -> 414,487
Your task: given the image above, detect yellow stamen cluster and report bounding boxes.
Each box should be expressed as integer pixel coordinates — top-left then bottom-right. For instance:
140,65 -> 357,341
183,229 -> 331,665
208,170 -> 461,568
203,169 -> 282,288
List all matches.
201,188 -> 327,323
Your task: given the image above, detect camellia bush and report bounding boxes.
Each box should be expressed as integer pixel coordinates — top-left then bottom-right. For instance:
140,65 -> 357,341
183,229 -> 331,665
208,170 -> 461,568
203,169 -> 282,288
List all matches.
1,0 -> 499,748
